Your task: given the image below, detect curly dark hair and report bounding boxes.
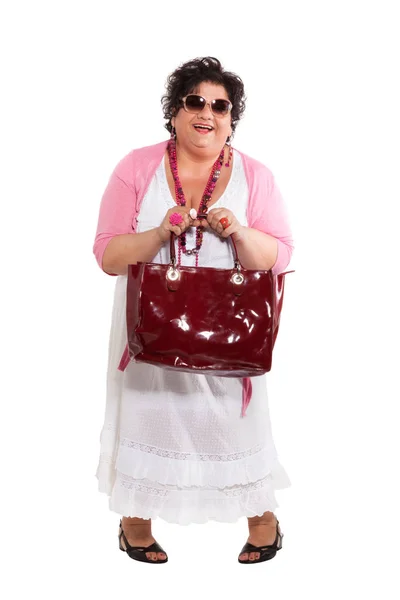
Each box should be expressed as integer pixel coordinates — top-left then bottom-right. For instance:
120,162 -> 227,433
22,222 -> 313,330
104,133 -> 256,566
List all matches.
161,56 -> 246,135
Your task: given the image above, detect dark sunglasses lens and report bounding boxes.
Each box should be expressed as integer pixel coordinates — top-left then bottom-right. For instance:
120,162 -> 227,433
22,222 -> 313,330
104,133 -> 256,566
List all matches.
185,95 -> 205,112
212,100 -> 230,115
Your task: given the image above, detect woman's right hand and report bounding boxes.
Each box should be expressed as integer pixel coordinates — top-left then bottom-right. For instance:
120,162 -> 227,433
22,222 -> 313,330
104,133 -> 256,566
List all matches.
157,207 -> 198,243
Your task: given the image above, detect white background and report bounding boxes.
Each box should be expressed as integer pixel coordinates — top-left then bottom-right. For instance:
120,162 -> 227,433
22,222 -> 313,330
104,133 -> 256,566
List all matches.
1,0 -> 399,598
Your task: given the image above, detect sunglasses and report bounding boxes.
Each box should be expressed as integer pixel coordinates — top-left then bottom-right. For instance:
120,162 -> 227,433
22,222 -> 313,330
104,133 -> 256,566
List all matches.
181,94 -> 232,117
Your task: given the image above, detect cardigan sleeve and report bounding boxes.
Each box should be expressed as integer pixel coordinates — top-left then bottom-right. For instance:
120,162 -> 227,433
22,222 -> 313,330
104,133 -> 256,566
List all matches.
93,152 -> 137,275
247,164 -> 294,275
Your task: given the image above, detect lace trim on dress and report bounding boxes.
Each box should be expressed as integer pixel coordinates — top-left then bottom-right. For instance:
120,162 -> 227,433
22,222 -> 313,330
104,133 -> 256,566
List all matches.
119,438 -> 263,462
96,446 -> 291,524
119,476 -> 169,497
96,444 -> 291,494
117,472 -> 273,497
223,476 -> 273,497
118,473 -> 271,497
105,469 -> 287,524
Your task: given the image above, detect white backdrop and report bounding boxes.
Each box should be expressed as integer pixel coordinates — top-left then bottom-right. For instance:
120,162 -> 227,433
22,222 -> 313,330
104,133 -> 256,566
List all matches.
1,0 -> 399,598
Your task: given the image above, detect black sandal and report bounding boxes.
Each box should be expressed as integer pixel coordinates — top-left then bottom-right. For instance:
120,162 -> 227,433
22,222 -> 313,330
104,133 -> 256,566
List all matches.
238,518 -> 283,564
118,520 -> 168,564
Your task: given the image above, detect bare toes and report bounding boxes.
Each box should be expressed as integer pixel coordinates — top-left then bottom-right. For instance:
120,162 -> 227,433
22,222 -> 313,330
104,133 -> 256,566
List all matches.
249,552 -> 256,561
158,552 -> 166,560
240,552 -> 249,561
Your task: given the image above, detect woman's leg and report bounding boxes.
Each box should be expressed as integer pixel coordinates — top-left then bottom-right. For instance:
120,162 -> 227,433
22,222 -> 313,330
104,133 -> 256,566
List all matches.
238,511 -> 278,562
120,516 -> 167,562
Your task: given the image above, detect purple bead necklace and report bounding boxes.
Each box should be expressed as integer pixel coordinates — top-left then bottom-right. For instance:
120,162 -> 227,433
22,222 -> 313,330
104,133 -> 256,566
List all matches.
167,138 -> 226,266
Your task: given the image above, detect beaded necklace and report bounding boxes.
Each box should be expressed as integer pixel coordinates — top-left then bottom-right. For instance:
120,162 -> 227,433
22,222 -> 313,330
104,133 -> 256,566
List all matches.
167,138 -> 230,266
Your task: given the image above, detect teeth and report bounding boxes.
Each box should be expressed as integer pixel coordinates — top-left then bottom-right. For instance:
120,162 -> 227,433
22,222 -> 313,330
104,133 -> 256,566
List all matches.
195,125 -> 212,130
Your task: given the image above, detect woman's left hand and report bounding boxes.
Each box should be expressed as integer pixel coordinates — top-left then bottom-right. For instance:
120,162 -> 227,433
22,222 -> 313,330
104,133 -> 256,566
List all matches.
201,207 -> 245,241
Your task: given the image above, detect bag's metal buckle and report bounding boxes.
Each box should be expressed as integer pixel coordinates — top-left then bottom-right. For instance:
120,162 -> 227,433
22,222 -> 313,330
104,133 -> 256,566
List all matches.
231,261 -> 244,285
167,259 -> 180,283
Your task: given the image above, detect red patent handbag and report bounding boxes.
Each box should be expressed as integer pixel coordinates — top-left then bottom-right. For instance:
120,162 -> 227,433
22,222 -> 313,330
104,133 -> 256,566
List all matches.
118,231 -> 294,377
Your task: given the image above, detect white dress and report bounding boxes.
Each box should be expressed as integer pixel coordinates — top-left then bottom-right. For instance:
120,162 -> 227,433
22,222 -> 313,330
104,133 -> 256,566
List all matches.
95,151 -> 291,525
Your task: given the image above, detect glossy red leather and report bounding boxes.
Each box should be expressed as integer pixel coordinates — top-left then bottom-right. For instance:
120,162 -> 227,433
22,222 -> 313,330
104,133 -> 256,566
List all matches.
124,235 -> 294,377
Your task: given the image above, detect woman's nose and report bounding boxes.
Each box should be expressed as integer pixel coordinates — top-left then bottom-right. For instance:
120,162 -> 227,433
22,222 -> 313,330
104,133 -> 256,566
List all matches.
198,102 -> 213,118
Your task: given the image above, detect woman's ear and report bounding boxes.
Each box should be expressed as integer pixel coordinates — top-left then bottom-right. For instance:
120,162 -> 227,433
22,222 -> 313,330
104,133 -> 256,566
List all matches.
171,116 -> 176,128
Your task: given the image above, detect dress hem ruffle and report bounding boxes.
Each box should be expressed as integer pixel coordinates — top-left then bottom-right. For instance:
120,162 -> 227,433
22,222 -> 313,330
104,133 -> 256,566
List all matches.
95,454 -> 291,525
115,441 -> 288,488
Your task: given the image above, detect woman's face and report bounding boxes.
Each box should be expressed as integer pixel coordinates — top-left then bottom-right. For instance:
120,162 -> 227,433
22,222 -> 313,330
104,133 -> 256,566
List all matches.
172,81 -> 232,154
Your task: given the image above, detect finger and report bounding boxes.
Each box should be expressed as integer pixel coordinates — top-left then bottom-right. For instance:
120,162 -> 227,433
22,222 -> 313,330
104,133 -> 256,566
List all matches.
207,207 -> 224,218
199,219 -> 210,229
210,214 -> 227,231
207,212 -> 219,228
208,208 -> 230,222
209,211 -> 233,231
220,223 -> 235,238
190,213 -> 208,228
196,217 -> 210,228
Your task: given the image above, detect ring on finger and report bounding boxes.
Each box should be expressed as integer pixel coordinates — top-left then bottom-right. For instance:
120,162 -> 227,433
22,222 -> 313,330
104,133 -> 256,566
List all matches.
219,217 -> 230,230
169,212 -> 184,226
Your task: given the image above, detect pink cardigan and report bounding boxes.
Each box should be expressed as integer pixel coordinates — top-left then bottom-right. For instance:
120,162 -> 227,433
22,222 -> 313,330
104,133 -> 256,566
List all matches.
93,140 -> 294,417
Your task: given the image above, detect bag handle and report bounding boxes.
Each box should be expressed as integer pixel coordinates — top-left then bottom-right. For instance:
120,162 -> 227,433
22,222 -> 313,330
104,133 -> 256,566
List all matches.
169,213 -> 241,268
167,213 -> 295,287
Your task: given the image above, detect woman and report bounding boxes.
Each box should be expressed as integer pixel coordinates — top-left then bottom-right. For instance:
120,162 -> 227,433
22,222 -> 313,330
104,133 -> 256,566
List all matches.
93,57 -> 294,564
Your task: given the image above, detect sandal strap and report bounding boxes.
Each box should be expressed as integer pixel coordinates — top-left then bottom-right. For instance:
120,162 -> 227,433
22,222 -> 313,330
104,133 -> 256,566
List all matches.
240,541 -> 277,554
119,521 -> 167,554
127,541 -> 166,553
239,521 -> 283,555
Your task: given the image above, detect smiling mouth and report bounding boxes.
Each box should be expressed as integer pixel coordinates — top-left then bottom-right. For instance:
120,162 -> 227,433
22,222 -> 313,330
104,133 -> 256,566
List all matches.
193,124 -> 214,133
